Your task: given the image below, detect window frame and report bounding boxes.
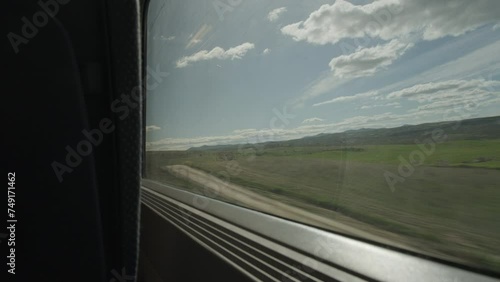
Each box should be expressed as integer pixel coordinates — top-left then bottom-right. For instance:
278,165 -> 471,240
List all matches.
141,179 -> 498,282
140,2 -> 500,281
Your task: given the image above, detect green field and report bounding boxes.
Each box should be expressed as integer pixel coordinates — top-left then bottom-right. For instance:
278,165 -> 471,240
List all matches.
145,117 -> 500,273
304,140 -> 499,166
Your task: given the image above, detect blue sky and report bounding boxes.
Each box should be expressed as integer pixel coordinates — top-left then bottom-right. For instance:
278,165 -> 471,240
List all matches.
145,0 -> 500,150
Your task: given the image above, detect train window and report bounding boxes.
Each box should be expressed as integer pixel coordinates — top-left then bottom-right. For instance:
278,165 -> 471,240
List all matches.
144,0 -> 500,275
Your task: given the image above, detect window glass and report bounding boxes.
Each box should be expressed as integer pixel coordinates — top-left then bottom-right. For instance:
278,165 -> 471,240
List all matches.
145,0 -> 500,273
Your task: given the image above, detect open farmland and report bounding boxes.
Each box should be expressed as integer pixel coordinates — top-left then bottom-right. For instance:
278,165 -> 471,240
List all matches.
145,116 -> 500,272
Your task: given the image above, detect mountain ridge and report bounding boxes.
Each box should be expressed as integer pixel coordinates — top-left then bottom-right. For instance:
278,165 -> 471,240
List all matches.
187,115 -> 500,151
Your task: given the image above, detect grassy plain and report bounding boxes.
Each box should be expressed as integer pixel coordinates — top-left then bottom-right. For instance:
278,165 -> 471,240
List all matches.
145,118 -> 500,272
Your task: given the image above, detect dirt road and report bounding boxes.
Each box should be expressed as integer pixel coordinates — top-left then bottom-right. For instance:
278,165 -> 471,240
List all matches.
165,164 -> 409,247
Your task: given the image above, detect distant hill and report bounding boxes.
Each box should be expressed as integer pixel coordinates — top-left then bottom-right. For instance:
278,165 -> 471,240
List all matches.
188,115 -> 500,151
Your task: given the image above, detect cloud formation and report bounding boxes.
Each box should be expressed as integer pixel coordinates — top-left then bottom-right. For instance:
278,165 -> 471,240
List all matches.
263,48 -> 271,55
283,0 -> 500,106
387,79 -> 500,113
329,39 -> 412,78
302,117 -> 325,124
386,79 -> 500,101
313,79 -> 500,113
281,0 -> 500,45
360,102 -> 400,110
268,7 -> 287,22
313,91 -> 378,107
176,42 -> 255,68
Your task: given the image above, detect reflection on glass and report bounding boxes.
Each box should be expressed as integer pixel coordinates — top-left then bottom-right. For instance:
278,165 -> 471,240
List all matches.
145,0 -> 500,273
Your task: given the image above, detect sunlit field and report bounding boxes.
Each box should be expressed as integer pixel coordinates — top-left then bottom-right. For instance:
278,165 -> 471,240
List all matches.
145,116 -> 500,272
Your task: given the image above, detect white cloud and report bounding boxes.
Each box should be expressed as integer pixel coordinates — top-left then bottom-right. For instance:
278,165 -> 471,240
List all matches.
146,125 -> 161,132
334,40 -> 500,102
387,79 -> 500,116
284,0 -> 500,103
386,79 -> 500,101
281,0 -> 500,45
360,102 -> 400,110
282,0 -> 500,107
166,36 -> 175,41
329,39 -> 412,79
176,42 -> 255,68
268,7 -> 287,22
410,94 -> 486,112
263,48 -> 271,55
302,117 -> 325,124
313,78 -> 500,115
313,91 -> 378,107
